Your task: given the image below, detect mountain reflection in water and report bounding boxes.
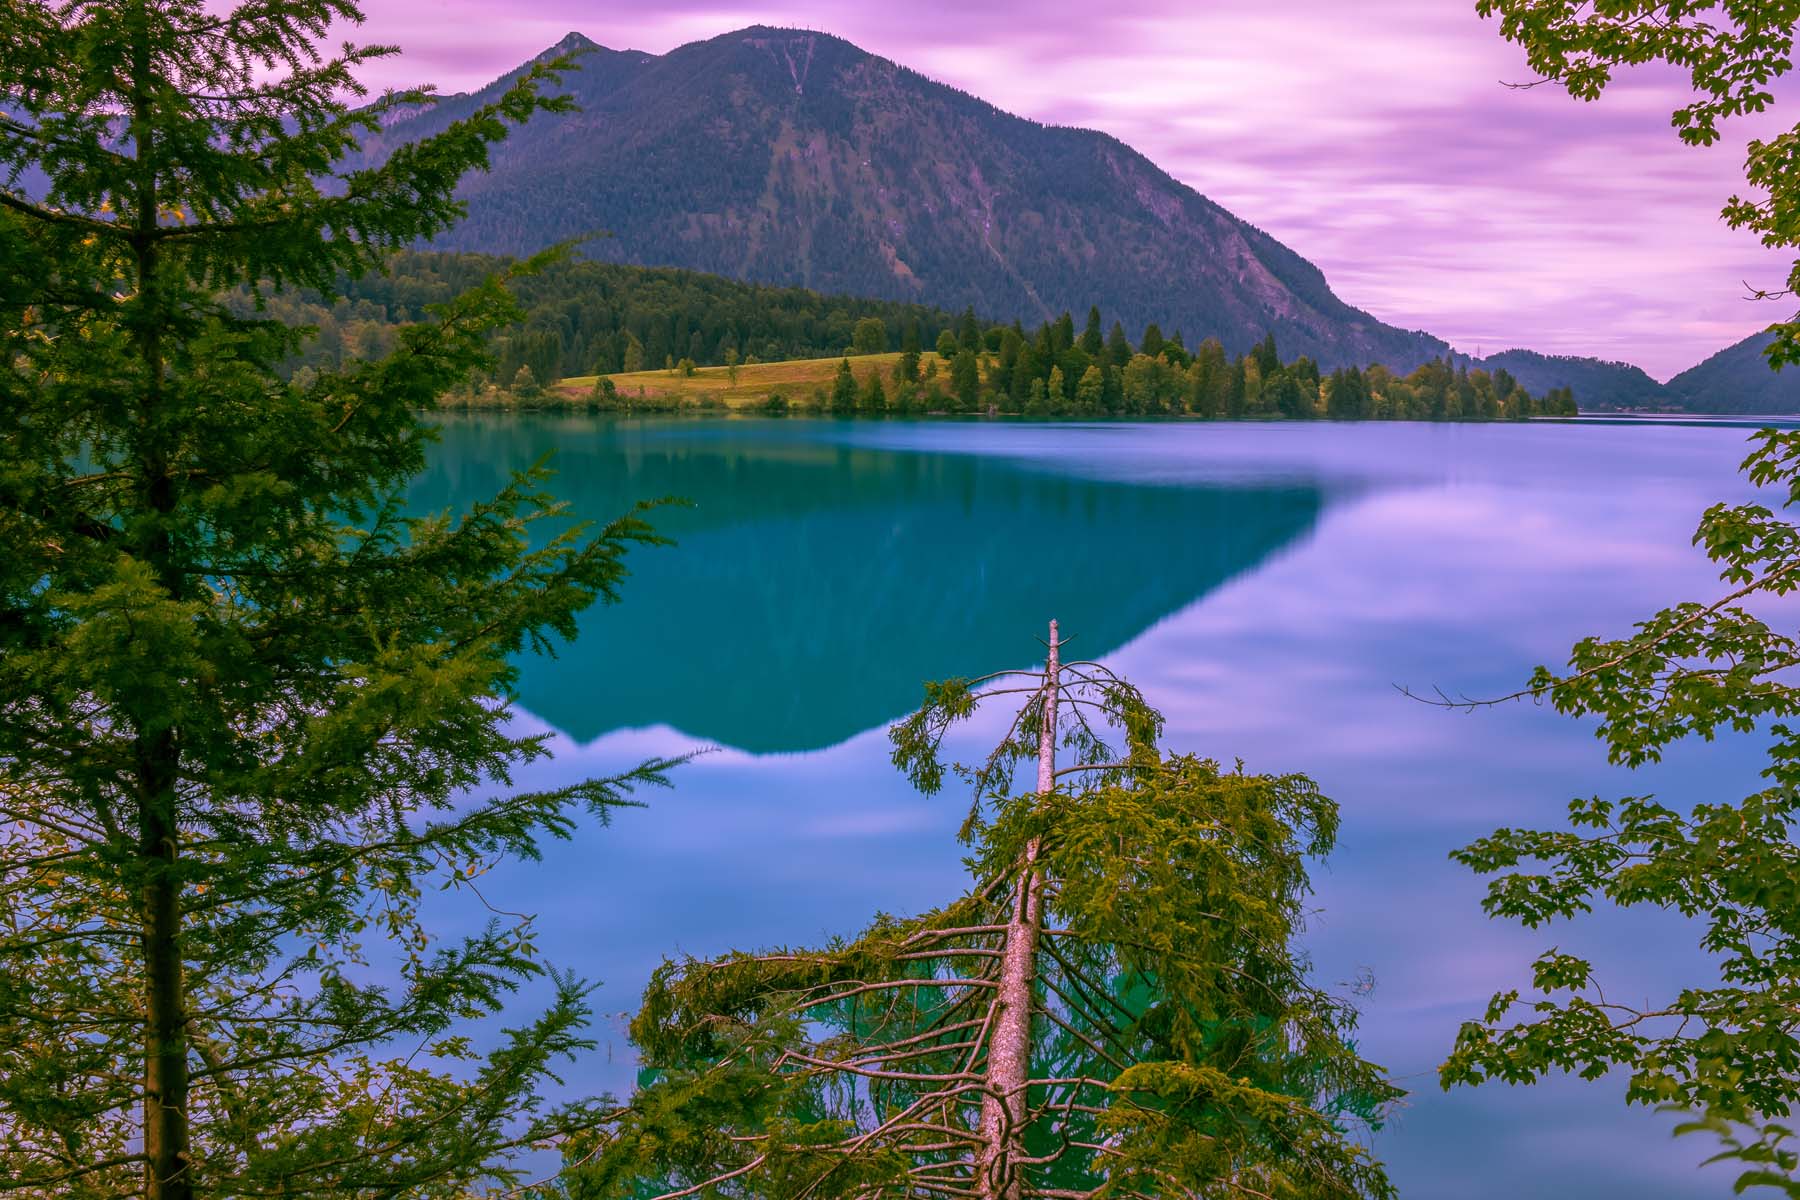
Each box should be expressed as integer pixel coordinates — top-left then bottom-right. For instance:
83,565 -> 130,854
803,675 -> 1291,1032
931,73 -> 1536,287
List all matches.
412,417 -> 1334,752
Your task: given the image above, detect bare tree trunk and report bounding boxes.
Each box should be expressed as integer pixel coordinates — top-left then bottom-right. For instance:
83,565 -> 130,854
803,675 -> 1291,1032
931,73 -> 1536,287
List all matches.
978,619 -> 1058,1200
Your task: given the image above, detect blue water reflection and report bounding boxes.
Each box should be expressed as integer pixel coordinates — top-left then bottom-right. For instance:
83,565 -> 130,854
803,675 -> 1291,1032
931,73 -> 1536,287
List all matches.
421,416 -> 1781,1198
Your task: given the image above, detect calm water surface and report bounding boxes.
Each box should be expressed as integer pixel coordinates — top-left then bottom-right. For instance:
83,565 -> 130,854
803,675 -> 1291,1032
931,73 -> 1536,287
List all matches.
415,416 -> 1788,1199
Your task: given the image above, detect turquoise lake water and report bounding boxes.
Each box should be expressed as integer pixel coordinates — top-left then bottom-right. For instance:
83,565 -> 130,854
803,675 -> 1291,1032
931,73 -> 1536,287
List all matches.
414,414 -> 1789,1198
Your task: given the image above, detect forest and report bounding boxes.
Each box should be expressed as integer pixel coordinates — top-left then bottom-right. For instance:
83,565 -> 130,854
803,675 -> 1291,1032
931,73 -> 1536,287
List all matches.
256,250 -> 1576,420
242,249 -> 964,385
679,314 -> 1581,420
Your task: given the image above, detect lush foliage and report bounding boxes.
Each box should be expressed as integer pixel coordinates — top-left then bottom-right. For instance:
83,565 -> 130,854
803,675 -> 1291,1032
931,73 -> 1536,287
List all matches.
1440,428 -> 1800,1192
0,4 -> 672,1198
567,626 -> 1397,1198
1477,0 -> 1800,370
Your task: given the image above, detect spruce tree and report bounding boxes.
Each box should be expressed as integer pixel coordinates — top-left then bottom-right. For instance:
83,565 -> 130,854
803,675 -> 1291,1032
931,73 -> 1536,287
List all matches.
572,625 -> 1398,1200
958,306 -> 983,352
952,348 -> 983,412
1140,322 -> 1166,359
1255,332 -> 1282,377
832,358 -> 859,413
1080,305 -> 1104,356
896,346 -> 922,384
0,5 -> 675,1198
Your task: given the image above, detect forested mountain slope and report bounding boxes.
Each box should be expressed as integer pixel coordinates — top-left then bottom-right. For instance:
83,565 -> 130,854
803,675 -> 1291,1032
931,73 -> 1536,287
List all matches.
1468,348 -> 1670,412
249,250 -> 962,386
355,27 -> 1449,370
1665,331 -> 1800,414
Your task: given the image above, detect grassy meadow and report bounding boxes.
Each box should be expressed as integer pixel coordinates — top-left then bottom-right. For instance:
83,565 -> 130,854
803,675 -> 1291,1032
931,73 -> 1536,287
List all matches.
556,351 -> 920,409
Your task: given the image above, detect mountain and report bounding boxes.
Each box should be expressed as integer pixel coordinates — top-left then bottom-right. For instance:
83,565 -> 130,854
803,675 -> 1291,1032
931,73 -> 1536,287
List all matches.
1665,330 -> 1800,414
1467,348 -> 1669,412
356,27 -> 1449,370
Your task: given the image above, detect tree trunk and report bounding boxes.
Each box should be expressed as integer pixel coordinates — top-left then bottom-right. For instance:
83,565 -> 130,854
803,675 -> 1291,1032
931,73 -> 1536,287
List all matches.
978,619 -> 1058,1200
138,729 -> 192,1200
128,9 -> 191,1193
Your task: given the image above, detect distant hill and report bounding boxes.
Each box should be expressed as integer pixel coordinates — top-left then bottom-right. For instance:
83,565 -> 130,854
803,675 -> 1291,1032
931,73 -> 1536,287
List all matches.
355,27 -> 1449,371
1462,336 -> 1800,414
1665,330 -> 1800,414
1467,348 -> 1669,412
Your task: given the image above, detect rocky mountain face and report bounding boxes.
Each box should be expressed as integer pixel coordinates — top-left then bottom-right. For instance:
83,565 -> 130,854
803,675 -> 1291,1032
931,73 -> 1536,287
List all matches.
361,27 -> 1448,369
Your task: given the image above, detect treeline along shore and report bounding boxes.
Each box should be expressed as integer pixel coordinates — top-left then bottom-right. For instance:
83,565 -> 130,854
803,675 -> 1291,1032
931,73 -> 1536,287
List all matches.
251,249 -> 1577,420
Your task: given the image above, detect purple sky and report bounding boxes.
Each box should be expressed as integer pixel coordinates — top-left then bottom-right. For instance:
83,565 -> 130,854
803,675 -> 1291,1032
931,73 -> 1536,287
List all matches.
343,1 -> 1796,379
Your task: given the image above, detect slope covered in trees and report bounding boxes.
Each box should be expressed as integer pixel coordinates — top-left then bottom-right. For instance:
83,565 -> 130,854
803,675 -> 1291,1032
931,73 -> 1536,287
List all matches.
245,249 -> 962,389
1470,348 -> 1669,412
1665,330 -> 1800,413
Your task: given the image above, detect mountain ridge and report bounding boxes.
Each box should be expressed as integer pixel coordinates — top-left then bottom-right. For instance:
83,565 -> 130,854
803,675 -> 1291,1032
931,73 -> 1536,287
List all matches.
360,25 -> 1798,409
360,25 -> 1450,371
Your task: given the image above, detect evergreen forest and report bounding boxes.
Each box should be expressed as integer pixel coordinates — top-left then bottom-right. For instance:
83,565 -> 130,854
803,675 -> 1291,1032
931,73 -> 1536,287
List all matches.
260,250 -> 1577,420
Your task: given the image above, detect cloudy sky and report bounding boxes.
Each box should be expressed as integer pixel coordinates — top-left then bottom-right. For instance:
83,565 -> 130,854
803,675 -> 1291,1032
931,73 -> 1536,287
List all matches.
344,1 -> 1794,379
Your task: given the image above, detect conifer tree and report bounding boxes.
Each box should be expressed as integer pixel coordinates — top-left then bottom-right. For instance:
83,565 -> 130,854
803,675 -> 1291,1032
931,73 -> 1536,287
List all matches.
1254,332 -> 1282,377
958,306 -> 983,352
832,357 -> 859,413
1080,306 -> 1105,356
1226,359 -> 1250,418
952,348 -> 983,412
571,624 -> 1399,1200
0,5 -> 675,1198
1140,322 -> 1166,360
897,346 -> 922,383
1106,320 -> 1133,367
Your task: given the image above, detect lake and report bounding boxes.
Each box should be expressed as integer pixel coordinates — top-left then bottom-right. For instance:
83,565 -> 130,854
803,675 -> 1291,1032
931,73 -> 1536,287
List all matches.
414,414 -> 1785,1199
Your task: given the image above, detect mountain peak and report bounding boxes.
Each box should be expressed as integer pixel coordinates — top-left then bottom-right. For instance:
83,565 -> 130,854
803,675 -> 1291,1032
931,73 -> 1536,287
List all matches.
537,30 -> 605,60
381,26 -> 1447,369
